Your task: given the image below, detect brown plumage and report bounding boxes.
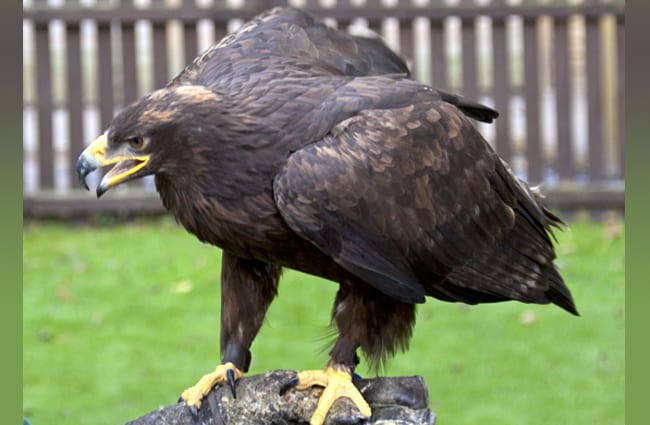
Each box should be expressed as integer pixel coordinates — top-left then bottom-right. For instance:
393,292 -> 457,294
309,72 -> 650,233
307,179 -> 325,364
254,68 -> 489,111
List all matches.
75,6 -> 577,423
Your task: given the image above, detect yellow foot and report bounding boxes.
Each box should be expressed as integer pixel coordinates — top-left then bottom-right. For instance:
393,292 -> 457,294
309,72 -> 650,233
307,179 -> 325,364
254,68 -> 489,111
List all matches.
289,367 -> 372,425
180,362 -> 243,410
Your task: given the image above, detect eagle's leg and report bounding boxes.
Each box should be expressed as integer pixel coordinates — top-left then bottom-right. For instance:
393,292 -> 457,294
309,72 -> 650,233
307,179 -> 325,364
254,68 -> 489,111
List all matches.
181,251 -> 280,411
281,283 -> 416,425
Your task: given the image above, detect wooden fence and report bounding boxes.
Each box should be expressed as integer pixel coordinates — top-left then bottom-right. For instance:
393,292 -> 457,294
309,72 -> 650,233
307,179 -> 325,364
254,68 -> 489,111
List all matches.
22,0 -> 625,218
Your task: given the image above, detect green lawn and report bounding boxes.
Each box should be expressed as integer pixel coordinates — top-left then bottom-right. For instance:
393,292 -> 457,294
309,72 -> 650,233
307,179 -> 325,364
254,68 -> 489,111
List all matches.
23,216 -> 624,425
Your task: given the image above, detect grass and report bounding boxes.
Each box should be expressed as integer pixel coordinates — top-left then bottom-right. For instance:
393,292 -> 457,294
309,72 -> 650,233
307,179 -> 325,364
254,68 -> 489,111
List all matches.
23,216 -> 624,425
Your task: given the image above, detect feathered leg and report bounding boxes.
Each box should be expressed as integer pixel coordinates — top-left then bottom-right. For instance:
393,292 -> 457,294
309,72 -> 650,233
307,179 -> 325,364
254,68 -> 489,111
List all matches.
282,282 -> 417,425
181,250 -> 280,411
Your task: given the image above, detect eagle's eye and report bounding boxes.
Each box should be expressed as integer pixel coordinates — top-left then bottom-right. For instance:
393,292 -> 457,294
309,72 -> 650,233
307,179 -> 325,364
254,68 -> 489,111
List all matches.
128,137 -> 146,150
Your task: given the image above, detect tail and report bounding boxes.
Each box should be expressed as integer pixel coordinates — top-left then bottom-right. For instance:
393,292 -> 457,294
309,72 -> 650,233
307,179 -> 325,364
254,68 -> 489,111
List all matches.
545,266 -> 579,316
520,181 -> 578,315
432,164 -> 580,316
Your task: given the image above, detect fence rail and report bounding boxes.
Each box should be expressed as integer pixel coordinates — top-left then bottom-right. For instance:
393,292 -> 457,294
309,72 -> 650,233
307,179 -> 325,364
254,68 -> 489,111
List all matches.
22,0 -> 625,217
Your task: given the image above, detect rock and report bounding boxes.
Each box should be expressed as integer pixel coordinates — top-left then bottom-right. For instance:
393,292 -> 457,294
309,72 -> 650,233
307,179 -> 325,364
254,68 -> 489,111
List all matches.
125,370 -> 435,425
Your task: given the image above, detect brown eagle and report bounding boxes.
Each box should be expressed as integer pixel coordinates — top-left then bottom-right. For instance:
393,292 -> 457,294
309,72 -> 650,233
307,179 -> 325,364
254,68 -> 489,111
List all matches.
76,6 -> 578,425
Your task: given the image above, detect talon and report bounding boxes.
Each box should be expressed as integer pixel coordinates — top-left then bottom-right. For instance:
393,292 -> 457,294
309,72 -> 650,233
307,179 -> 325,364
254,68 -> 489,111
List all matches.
287,366 -> 372,425
189,405 -> 198,418
180,362 -> 244,412
279,374 -> 300,395
226,368 -> 237,398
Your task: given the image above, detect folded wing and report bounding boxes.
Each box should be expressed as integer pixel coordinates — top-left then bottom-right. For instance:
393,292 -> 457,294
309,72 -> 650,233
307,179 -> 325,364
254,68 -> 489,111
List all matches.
273,100 -> 577,314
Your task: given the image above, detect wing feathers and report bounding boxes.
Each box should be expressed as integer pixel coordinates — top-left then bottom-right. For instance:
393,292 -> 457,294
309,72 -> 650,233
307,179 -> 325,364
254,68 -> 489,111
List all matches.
274,97 -> 575,312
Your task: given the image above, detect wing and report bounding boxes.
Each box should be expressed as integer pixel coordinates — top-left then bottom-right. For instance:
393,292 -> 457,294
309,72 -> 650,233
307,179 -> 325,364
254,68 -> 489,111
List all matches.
170,7 -> 407,86
274,100 -> 576,313
170,7 -> 498,123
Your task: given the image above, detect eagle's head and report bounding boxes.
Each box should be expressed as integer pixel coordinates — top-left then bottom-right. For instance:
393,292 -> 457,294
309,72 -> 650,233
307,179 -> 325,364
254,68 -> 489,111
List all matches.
76,84 -> 224,197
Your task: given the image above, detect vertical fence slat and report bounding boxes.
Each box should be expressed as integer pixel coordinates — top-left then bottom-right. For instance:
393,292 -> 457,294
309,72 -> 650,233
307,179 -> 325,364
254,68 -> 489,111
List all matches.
66,23 -> 84,185
181,0 -> 198,64
461,18 -> 478,103
336,0 -> 351,19
184,20 -> 198,64
97,22 -> 114,129
617,15 -> 625,177
523,16 -> 542,182
337,17 -> 352,32
585,15 -> 604,181
430,18 -> 447,89
35,22 -> 54,190
492,17 -> 511,162
121,22 -> 138,105
554,16 -> 574,181
368,18 -> 383,41
152,21 -> 169,89
399,19 -> 414,75
365,0 -> 383,40
214,20 -> 228,47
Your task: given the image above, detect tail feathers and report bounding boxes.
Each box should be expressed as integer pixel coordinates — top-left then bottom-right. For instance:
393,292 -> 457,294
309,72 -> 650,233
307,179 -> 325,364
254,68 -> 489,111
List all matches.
545,267 -> 579,316
423,236 -> 579,316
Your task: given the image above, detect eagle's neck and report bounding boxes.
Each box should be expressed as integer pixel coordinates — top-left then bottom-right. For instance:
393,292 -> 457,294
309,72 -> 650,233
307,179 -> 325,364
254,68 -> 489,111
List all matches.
154,169 -> 287,260
154,172 -> 226,244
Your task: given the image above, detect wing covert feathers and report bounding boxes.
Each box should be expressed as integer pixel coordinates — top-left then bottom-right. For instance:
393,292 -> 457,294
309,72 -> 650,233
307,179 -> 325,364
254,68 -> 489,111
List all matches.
274,100 -> 577,314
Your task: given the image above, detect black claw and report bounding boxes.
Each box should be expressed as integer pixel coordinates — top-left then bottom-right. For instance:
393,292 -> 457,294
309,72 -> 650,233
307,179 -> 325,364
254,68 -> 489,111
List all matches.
189,405 -> 199,419
226,368 -> 237,398
333,415 -> 367,425
279,374 -> 300,396
178,396 -> 184,404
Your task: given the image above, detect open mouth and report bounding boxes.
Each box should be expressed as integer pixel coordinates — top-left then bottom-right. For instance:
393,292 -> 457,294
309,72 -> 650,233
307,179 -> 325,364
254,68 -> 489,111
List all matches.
96,156 -> 150,197
103,158 -> 148,181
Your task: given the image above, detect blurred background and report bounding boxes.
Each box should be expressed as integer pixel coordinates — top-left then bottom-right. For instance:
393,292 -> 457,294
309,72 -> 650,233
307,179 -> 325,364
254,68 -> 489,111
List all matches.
23,0 -> 624,215
23,0 -> 625,424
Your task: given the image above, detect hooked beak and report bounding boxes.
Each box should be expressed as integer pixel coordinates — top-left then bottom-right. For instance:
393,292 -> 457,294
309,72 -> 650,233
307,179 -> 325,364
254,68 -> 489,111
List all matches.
76,134 -> 150,198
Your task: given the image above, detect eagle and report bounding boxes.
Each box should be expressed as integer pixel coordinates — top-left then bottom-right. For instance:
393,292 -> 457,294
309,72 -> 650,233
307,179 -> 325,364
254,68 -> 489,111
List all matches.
75,6 -> 578,425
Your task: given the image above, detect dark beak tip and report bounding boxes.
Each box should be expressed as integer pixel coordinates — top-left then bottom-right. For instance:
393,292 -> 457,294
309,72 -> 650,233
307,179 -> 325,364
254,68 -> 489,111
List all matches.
75,157 -> 94,192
